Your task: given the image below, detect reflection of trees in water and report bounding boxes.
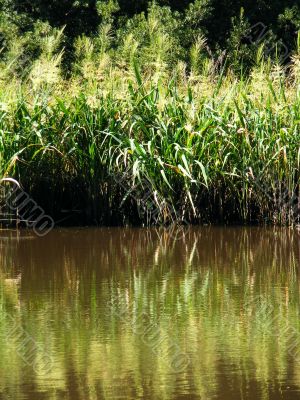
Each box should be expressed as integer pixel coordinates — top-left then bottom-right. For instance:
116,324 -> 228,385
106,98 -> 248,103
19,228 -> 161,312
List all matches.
0,227 -> 299,399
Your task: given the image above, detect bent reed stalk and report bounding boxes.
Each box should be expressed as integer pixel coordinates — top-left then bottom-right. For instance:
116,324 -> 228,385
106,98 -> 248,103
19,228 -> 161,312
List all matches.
1,31 -> 300,226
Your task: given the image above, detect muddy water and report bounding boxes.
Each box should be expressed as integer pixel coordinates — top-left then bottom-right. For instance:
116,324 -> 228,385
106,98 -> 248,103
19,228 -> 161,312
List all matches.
0,227 -> 300,399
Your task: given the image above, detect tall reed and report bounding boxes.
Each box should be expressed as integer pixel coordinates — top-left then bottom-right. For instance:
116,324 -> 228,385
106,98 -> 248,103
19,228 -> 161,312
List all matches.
0,28 -> 300,226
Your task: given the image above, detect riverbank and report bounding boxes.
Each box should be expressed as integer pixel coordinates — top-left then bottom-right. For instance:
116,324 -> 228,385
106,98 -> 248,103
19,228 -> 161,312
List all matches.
1,56 -> 300,226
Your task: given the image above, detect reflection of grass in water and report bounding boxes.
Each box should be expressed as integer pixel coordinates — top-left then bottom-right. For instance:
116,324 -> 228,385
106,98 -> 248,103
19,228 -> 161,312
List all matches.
0,228 -> 299,398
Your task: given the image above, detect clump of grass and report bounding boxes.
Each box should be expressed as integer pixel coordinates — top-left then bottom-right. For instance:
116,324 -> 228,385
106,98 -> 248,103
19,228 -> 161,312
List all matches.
0,27 -> 300,226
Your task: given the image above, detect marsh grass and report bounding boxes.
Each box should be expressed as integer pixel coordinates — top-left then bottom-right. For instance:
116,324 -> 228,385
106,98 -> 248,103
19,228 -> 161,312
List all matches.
1,28 -> 300,226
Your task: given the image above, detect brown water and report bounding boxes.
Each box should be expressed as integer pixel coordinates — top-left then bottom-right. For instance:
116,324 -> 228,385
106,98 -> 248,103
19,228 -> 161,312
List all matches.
0,227 -> 300,400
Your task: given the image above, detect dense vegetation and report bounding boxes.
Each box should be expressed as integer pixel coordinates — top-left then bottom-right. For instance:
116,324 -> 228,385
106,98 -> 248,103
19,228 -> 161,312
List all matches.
1,0 -> 300,73
0,1 -> 300,226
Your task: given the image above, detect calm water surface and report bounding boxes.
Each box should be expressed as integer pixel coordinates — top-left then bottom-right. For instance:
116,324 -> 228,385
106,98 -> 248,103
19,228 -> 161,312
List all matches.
0,227 -> 300,399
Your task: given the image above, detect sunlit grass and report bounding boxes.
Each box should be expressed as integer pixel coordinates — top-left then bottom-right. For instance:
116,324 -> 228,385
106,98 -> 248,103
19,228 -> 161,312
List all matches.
1,27 -> 300,225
